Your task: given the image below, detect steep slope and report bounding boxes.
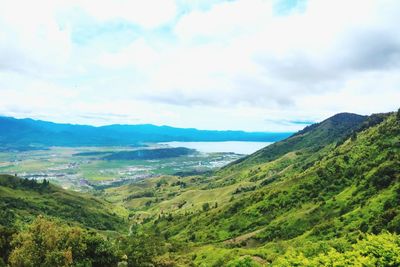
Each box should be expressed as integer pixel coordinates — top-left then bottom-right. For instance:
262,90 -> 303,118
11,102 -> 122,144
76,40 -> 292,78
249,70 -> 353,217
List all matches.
204,112 -> 368,188
223,112 -> 367,169
0,174 -> 127,231
0,116 -> 291,148
112,111 -> 399,265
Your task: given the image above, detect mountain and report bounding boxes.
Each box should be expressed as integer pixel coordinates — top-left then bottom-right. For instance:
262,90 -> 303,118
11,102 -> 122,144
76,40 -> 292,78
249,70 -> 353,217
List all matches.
102,110 -> 399,265
0,116 -> 292,148
223,112 -> 367,169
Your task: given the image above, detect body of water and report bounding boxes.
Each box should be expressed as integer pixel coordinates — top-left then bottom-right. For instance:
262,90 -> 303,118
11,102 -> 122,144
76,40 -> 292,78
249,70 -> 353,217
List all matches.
160,141 -> 273,155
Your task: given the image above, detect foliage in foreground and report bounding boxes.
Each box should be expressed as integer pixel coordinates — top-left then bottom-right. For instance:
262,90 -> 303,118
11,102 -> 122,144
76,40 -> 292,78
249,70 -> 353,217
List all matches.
0,216 -> 168,267
7,216 -> 119,267
276,232 -> 400,267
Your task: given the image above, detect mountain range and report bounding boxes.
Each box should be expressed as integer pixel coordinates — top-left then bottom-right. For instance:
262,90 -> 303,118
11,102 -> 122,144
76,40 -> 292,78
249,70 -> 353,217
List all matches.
0,116 -> 292,149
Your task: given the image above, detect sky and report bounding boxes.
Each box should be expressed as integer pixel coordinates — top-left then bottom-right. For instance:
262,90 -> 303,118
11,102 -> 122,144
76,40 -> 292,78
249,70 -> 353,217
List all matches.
0,0 -> 399,132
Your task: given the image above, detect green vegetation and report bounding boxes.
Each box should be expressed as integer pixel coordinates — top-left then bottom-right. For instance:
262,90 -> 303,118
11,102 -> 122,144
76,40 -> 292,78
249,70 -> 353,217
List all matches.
105,111 -> 399,265
276,232 -> 400,266
8,216 -> 119,267
103,147 -> 196,160
0,174 -> 126,231
1,216 -> 172,267
224,112 -> 366,168
0,110 -> 399,266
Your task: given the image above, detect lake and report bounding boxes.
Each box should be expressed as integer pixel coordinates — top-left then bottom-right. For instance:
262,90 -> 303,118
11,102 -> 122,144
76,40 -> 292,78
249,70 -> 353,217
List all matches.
159,141 -> 273,155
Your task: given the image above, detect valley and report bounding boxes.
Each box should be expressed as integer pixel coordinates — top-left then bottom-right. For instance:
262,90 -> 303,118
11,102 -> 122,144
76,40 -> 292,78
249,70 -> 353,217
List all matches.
0,111 -> 399,266
0,142 -> 264,191
1,1 -> 398,266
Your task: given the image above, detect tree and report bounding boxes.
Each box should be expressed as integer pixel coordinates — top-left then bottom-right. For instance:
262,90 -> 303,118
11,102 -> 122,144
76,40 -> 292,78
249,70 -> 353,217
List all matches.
202,202 -> 210,212
397,108 -> 400,121
351,131 -> 357,141
120,230 -> 165,267
9,216 -> 77,267
0,226 -> 16,266
8,216 -> 119,267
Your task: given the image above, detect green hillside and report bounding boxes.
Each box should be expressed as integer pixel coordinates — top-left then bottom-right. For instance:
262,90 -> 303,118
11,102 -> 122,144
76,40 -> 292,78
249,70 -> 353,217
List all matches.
0,174 -> 127,232
106,111 -> 400,265
222,112 -> 367,170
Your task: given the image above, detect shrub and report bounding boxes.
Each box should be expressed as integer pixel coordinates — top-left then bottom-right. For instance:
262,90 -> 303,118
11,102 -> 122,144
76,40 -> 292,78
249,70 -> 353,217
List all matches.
202,203 -> 210,212
227,256 -> 261,267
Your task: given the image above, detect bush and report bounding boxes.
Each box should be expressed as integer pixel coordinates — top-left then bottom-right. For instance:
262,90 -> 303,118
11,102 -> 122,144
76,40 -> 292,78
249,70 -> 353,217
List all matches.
370,164 -> 397,189
120,230 -> 165,267
227,256 -> 261,267
202,203 -> 210,212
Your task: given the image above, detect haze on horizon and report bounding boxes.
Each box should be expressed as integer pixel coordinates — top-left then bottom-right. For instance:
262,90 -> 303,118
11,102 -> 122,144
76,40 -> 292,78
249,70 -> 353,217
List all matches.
0,0 -> 399,132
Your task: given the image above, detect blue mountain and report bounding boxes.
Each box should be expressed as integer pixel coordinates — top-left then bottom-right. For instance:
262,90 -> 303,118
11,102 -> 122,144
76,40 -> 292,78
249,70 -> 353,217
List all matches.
0,116 -> 292,149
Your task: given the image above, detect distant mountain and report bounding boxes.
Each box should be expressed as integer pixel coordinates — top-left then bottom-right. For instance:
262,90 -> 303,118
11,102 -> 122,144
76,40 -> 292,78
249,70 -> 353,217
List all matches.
0,116 -> 292,148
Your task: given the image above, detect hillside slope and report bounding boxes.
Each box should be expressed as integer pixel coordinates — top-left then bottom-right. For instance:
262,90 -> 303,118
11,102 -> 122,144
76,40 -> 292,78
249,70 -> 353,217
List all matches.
223,112 -> 367,170
0,174 -> 127,231
110,111 -> 399,265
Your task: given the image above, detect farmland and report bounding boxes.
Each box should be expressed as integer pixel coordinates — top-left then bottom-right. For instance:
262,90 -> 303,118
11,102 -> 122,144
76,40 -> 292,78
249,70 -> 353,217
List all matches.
0,144 -> 243,190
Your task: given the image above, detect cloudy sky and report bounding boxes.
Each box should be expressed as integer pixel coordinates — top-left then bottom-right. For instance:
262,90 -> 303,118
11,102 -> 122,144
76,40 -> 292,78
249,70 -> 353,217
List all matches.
0,0 -> 399,131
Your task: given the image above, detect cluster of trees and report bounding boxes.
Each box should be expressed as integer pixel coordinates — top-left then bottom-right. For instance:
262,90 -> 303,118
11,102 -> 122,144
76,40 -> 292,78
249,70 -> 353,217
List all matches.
0,175 -> 50,192
1,216 -> 119,267
125,190 -> 155,201
0,216 -> 167,267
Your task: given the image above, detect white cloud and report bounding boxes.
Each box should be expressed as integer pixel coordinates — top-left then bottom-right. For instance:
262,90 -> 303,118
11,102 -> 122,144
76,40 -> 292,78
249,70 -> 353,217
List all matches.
174,0 -> 274,41
0,0 -> 399,131
75,0 -> 177,29
0,0 -> 72,76
97,38 -> 160,69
